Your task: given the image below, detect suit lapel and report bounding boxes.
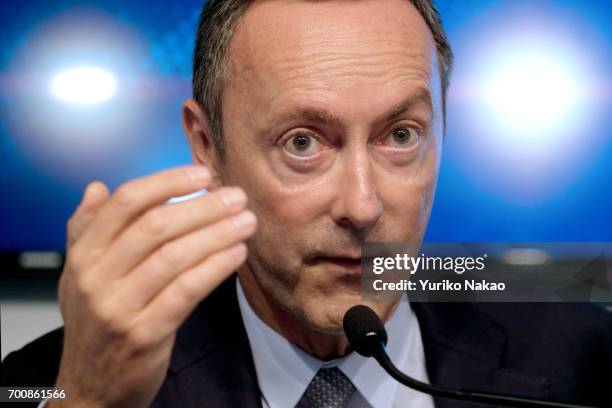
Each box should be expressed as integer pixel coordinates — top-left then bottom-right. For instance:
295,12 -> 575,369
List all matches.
412,302 -> 550,407
152,277 -> 551,407
151,275 -> 262,408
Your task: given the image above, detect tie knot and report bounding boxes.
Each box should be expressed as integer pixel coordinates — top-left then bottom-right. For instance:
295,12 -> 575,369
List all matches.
298,367 -> 356,408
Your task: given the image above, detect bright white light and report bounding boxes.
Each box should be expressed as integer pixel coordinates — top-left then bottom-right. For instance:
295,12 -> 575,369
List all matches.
452,27 -> 603,201
483,52 -> 581,138
50,67 -> 116,104
445,8 -> 608,203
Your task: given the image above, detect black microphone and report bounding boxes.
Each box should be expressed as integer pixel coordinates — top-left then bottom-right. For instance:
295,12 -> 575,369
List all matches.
343,305 -> 596,408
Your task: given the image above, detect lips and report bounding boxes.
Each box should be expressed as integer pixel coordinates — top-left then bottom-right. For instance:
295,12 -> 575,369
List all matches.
316,256 -> 362,270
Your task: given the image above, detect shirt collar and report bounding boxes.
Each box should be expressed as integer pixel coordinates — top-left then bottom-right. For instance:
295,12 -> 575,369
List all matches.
236,278 -> 420,408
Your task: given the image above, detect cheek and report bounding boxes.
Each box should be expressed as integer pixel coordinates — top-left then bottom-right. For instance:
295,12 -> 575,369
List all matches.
250,186 -> 325,240
381,182 -> 433,237
245,187 -> 327,279
228,154 -> 332,229
379,142 -> 439,237
239,170 -> 332,257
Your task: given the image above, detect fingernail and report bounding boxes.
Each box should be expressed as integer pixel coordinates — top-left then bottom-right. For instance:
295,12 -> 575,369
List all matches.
221,188 -> 247,207
233,211 -> 256,229
188,166 -> 210,182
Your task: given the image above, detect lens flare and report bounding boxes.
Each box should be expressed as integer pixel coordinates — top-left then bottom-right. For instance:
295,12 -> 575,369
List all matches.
50,66 -> 117,104
479,46 -> 587,144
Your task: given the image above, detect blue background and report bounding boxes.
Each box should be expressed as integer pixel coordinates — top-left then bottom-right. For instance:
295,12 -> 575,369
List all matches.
1,0 -> 610,251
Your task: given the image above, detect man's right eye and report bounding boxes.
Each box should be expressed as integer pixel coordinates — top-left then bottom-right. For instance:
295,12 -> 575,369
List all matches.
283,132 -> 322,157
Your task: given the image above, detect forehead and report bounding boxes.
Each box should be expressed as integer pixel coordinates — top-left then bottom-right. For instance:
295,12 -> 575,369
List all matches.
229,0 -> 435,81
223,0 -> 440,129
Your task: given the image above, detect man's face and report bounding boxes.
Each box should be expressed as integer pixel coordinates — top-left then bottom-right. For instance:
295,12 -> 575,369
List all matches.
218,0 -> 443,333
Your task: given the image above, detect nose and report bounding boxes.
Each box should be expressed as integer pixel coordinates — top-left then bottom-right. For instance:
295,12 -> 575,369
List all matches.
330,146 -> 383,230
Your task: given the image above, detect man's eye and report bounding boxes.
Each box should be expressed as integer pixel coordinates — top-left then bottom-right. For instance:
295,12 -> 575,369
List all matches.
386,126 -> 421,148
283,133 -> 320,157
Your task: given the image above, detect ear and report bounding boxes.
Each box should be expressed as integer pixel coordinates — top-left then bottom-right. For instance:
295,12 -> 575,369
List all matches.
182,99 -> 224,189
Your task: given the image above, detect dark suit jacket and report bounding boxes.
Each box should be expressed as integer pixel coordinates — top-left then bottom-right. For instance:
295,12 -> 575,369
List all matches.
2,275 -> 612,407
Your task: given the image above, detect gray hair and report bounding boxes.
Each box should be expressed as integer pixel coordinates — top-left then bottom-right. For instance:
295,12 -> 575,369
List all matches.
193,0 -> 453,160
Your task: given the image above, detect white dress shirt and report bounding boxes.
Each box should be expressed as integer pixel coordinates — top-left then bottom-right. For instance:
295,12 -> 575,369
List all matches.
236,279 -> 434,408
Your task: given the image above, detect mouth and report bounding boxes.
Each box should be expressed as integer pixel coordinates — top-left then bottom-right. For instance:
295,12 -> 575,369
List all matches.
315,256 -> 362,271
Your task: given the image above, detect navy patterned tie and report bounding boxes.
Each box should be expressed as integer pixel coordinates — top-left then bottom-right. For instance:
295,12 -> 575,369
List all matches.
296,367 -> 357,408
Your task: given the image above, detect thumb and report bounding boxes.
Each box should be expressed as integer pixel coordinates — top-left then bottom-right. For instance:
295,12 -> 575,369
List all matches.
67,181 -> 110,247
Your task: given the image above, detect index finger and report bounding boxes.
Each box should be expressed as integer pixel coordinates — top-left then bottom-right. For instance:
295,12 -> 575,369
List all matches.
66,181 -> 111,247
79,165 -> 212,250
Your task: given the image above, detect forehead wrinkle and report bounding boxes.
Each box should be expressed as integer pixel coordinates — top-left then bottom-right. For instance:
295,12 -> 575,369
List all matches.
229,46 -> 432,82
272,54 -> 432,84
258,49 -> 433,100
273,67 -> 431,93
256,32 -> 433,71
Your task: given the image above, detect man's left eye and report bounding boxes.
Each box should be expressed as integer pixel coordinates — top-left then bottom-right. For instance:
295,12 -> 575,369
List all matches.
385,126 -> 421,148
283,132 -> 321,157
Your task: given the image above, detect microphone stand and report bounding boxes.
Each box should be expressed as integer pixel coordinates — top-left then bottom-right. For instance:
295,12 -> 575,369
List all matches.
372,341 -> 597,408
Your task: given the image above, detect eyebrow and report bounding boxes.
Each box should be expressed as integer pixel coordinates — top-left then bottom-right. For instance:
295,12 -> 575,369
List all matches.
268,88 -> 434,130
377,88 -> 433,126
272,107 -> 344,128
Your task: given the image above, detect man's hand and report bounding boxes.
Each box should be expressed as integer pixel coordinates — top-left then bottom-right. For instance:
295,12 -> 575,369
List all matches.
50,166 -> 256,408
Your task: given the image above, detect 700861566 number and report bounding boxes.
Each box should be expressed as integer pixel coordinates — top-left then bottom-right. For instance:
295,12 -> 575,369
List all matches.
1,387 -> 67,402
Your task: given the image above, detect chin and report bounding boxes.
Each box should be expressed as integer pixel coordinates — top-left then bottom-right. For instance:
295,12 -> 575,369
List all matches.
297,291 -> 371,335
